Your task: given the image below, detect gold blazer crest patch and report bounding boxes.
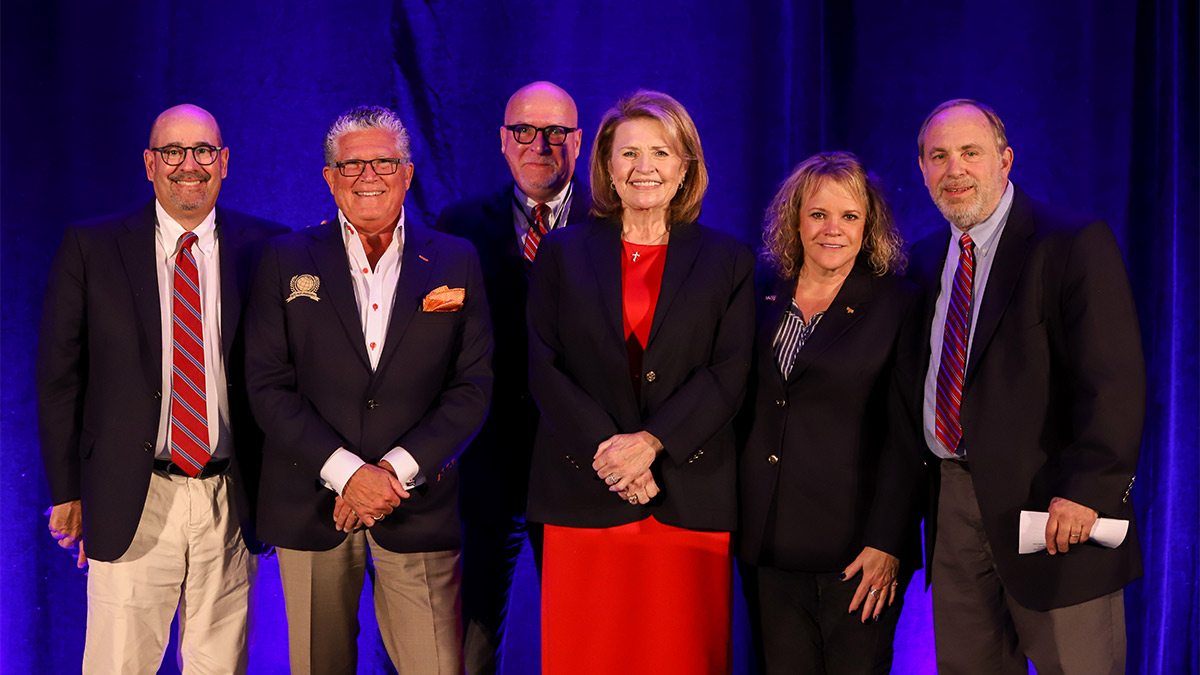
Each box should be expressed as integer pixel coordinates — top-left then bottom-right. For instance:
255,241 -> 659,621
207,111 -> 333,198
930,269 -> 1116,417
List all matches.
286,274 -> 321,303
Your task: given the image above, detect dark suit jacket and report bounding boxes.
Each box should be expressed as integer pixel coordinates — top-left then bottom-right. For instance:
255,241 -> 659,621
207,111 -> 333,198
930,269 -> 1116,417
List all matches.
738,263 -> 925,573
36,200 -> 287,562
900,186 -> 1145,610
245,218 -> 493,553
435,181 -> 591,518
526,219 -> 755,532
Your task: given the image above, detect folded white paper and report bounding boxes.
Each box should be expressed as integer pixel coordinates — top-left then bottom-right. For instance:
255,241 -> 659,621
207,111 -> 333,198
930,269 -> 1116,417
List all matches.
1018,510 -> 1129,554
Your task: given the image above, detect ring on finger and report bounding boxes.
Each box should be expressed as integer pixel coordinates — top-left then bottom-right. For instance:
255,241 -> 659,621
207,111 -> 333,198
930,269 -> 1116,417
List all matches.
628,495 -> 638,504
869,587 -> 879,597
607,473 -> 619,485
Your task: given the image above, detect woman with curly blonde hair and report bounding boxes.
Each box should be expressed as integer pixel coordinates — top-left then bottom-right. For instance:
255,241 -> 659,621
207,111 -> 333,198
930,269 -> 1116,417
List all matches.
738,151 -> 925,674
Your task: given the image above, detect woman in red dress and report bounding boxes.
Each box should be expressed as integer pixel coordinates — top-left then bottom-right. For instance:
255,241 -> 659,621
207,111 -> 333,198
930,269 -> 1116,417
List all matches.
526,90 -> 755,674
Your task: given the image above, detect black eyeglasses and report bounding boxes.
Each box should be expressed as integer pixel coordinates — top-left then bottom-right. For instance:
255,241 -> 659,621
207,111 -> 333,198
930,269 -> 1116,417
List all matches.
150,145 -> 225,166
333,158 -> 409,177
504,124 -> 576,146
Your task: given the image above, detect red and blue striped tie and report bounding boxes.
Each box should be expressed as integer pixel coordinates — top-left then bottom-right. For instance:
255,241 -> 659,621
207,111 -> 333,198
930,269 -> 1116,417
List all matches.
170,232 -> 210,476
935,233 -> 975,455
522,203 -> 550,264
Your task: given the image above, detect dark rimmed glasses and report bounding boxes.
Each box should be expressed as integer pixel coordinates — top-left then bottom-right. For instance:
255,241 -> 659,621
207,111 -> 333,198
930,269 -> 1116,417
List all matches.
333,158 -> 409,177
150,145 -> 225,166
504,124 -> 576,146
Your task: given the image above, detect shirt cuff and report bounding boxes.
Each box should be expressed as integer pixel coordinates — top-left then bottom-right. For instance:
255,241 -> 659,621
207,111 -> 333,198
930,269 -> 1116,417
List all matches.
319,447 -> 366,495
381,447 -> 425,489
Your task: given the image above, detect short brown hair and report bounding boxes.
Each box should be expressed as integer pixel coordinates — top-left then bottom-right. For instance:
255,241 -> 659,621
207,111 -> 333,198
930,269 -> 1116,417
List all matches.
761,151 -> 906,279
916,98 -> 1008,157
589,90 -> 708,224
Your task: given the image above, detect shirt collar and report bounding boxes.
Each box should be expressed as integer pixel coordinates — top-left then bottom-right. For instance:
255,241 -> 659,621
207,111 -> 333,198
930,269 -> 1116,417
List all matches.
954,180 -> 1014,256
514,181 -> 573,224
155,200 -> 217,256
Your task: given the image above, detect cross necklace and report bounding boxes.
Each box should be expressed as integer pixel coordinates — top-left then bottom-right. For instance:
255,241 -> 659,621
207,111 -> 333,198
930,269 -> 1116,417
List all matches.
624,229 -> 669,261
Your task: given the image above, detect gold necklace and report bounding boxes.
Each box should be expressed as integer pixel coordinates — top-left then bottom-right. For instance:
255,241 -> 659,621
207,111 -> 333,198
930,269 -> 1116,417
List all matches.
623,230 -> 669,261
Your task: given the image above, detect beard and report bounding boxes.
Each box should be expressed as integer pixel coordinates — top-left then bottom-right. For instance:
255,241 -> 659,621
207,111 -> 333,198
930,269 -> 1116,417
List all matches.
167,171 -> 211,211
933,176 -> 1004,230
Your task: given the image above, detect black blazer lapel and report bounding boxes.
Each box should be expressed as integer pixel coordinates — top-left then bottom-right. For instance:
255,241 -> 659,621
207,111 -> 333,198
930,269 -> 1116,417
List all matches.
374,222 -> 436,378
964,189 -> 1035,386
646,223 -> 702,347
307,219 -> 371,369
587,221 -> 626,345
786,264 -> 873,383
565,180 -> 592,225
116,202 -> 162,393
215,207 -> 244,363
756,274 -> 794,386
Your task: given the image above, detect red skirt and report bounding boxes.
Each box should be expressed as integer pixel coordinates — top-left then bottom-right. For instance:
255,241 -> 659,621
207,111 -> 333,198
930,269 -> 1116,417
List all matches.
541,516 -> 732,675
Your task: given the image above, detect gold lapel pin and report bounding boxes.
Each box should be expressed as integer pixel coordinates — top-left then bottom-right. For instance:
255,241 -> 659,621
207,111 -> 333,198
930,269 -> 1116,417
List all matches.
765,295 -> 777,302
846,307 -> 855,314
418,255 -> 430,262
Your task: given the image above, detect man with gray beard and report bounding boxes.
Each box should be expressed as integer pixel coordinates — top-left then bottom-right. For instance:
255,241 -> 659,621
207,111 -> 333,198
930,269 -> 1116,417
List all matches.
898,98 -> 1144,674
37,104 -> 286,672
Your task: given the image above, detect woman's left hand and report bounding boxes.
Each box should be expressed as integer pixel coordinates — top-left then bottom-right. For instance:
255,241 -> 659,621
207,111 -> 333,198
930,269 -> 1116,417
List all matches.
842,546 -> 900,623
593,431 -> 664,495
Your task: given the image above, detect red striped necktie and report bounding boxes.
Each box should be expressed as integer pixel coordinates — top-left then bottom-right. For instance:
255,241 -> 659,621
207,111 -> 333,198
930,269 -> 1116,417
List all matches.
522,203 -> 551,264
170,232 -> 210,476
935,233 -> 975,455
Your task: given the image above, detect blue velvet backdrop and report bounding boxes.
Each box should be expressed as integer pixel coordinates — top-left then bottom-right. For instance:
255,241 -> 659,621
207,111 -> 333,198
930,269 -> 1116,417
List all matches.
1,1 -> 1195,673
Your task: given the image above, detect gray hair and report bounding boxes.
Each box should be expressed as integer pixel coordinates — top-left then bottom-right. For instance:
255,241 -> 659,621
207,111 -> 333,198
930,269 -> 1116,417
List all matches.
916,98 -> 1008,157
323,105 -> 411,166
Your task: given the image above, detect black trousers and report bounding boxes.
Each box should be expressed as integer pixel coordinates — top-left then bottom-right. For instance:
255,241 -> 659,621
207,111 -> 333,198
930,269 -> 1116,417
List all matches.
740,561 -> 907,675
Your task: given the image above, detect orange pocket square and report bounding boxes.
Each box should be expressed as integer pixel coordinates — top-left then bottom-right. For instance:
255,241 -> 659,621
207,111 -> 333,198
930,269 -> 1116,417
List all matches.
422,286 -> 465,312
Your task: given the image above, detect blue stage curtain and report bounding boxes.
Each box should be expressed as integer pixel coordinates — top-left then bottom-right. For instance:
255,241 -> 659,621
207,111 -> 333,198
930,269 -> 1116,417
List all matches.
1,1 -> 1194,673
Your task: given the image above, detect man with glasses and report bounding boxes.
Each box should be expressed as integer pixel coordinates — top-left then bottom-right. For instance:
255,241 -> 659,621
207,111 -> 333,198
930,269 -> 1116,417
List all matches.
246,105 -> 492,674
37,103 -> 286,672
436,80 -> 590,674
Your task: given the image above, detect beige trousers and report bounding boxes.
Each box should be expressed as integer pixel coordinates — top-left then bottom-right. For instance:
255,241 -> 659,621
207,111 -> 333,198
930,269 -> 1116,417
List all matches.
277,531 -> 463,674
83,471 -> 255,675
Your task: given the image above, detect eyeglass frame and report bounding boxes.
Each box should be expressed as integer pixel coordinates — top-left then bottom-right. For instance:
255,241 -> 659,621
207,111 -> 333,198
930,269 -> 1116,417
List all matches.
503,124 -> 578,146
149,144 -> 226,166
332,157 -> 410,177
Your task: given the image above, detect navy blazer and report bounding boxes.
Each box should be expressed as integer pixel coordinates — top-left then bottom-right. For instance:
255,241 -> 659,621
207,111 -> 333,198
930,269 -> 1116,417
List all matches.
36,201 -> 286,561
526,220 -> 755,532
245,218 -> 493,554
899,186 -> 1145,611
737,263 -> 925,573
435,181 -> 591,512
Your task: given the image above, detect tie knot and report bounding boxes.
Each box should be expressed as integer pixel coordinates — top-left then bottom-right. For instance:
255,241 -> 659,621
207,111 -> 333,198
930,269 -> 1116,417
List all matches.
533,203 -> 551,225
959,232 -> 974,253
179,231 -> 199,251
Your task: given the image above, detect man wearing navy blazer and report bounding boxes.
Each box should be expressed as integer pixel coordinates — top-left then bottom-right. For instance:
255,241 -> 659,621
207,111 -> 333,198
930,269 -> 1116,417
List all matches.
901,99 -> 1144,674
37,104 -> 286,672
246,105 -> 492,674
435,80 -> 589,674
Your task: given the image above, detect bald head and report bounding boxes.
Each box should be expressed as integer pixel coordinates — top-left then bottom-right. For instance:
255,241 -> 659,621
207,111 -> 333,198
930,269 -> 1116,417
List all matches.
144,103 -> 228,229
504,81 -> 579,127
149,104 -> 223,148
501,81 -> 582,202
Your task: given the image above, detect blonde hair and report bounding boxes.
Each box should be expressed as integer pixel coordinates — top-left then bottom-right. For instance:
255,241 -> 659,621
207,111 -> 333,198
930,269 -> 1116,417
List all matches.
761,151 -> 906,278
589,90 -> 708,224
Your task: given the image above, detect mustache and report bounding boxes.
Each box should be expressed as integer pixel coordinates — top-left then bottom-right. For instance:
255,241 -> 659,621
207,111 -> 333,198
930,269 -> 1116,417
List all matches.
169,171 -> 210,183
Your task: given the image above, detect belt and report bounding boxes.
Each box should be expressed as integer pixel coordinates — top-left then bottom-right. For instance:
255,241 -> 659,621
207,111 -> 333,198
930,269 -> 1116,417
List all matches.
153,458 -> 230,478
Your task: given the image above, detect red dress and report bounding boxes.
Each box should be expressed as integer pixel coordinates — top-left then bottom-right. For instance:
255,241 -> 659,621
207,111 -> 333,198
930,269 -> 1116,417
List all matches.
541,241 -> 733,675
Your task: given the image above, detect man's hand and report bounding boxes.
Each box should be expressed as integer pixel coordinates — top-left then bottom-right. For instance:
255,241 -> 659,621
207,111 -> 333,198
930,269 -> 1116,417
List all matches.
48,500 -> 87,568
593,431 -> 664,495
341,464 -> 409,527
332,496 -> 363,533
1045,496 -> 1098,555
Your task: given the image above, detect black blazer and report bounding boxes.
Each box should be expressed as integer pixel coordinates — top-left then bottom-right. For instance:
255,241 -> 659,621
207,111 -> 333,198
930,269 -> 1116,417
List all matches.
526,220 -> 755,532
900,186 -> 1145,611
36,201 -> 287,561
245,219 -> 493,554
435,181 -> 591,513
738,263 -> 925,573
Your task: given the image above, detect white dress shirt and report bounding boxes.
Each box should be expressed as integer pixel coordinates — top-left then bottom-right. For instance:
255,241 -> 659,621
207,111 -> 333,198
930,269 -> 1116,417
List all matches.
318,208 -> 423,494
154,202 -> 232,461
922,181 -> 1015,458
511,181 -> 573,247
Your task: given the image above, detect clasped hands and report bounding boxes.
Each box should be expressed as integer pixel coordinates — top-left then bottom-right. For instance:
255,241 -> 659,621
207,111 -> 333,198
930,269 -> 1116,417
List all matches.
592,431 -> 663,506
333,460 -> 410,532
